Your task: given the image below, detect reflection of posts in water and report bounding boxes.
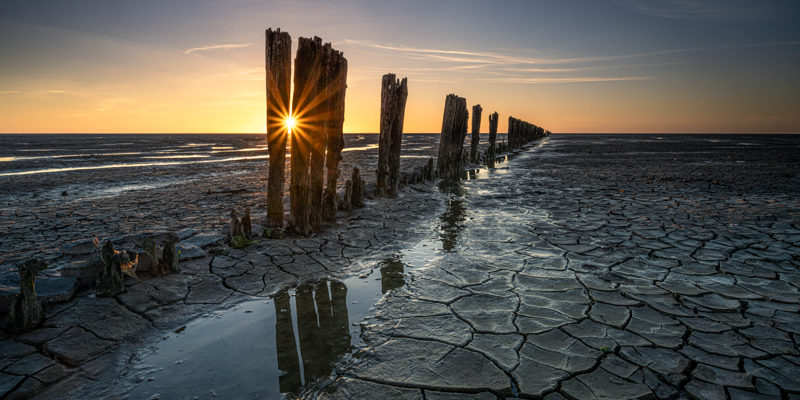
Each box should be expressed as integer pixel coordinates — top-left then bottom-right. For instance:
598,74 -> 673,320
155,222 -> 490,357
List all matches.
329,281 -> 350,352
296,282 -> 351,382
380,256 -> 405,293
275,281 -> 351,394
294,283 -> 319,379
438,183 -> 467,252
273,290 -> 301,394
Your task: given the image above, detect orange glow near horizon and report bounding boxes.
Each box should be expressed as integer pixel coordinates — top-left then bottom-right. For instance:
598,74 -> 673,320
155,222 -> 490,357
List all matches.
2,2 -> 799,134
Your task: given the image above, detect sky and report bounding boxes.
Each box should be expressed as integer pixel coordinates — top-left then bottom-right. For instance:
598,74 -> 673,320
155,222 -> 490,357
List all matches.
1,0 -> 799,134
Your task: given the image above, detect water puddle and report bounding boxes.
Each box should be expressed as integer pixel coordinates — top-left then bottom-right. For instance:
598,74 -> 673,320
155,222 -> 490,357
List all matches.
106,178 -> 469,400
120,275 -> 371,399
117,237 -> 448,400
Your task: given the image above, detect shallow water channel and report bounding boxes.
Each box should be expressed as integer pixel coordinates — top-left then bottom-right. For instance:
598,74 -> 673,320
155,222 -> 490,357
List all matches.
116,211 -> 459,399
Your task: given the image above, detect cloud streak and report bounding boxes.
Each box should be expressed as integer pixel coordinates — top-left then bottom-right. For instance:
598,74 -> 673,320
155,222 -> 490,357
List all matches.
613,0 -> 782,22
344,39 -> 800,67
184,43 -> 253,55
487,76 -> 652,84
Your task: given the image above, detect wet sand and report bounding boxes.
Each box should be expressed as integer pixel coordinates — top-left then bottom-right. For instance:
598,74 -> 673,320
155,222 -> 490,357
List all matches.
0,134 -> 443,266
309,134 -> 800,399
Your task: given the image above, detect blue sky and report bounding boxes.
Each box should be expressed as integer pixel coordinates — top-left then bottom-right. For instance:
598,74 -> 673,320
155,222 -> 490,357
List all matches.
1,0 -> 798,133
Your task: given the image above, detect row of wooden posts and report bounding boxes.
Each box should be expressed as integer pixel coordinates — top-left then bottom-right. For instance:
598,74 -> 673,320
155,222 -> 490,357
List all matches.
5,29 -> 551,333
263,28 -> 549,237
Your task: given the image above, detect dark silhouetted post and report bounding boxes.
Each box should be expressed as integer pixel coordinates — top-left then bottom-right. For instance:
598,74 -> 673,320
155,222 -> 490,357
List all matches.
323,49 -> 348,221
470,104 -> 482,163
436,94 -> 469,181
508,116 -> 516,149
265,28 -> 291,231
291,37 -> 324,236
7,259 -> 47,332
96,240 -> 129,297
242,208 -> 253,238
487,112 -> 498,167
376,74 -> 408,197
308,44 -> 332,231
343,167 -> 365,209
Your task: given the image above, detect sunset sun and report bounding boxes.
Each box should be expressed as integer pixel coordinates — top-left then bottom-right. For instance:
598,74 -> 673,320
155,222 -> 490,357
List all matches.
284,116 -> 296,131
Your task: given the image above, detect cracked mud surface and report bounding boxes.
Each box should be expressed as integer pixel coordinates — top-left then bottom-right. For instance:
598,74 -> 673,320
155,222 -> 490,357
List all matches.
0,183 -> 444,399
308,135 -> 800,400
2,134 -> 799,399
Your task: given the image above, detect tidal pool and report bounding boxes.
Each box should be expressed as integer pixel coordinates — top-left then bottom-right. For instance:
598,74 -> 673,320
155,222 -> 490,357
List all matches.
117,243 -> 443,399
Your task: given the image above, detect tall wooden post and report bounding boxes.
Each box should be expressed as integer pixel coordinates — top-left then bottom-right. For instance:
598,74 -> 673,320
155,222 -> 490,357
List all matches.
436,94 -> 469,181
308,43 -> 332,231
507,116 -> 513,149
323,49 -> 348,221
265,28 -> 291,230
291,37 -> 324,236
470,104 -> 482,164
376,74 -> 408,197
487,112 -> 498,167
509,116 -> 518,149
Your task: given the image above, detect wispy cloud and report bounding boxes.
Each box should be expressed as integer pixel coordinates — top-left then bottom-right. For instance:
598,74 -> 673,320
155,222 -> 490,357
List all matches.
184,43 -> 253,55
345,39 -> 800,67
341,39 -> 795,86
613,0 -> 782,22
0,90 -> 20,95
487,76 -> 652,84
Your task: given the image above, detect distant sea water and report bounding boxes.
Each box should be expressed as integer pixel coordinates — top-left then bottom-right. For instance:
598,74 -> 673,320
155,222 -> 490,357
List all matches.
0,133 -> 450,194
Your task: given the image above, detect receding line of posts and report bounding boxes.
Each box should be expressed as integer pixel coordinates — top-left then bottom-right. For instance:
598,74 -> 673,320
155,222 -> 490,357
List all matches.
263,27 -> 551,237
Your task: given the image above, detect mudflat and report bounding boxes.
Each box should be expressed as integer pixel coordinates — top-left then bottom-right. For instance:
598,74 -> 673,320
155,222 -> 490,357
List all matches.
2,134 -> 800,399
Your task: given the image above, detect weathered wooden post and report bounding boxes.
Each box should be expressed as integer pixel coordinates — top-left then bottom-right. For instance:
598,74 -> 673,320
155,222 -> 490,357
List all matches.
242,208 -> 253,238
96,240 -> 130,297
507,116 -> 514,149
376,74 -> 408,197
425,157 -> 434,180
436,94 -> 469,181
230,209 -> 243,238
291,37 -> 324,236
487,112 -> 498,167
470,104 -> 482,163
343,167 -> 365,209
307,43 -> 333,231
323,49 -> 348,221
265,28 -> 292,231
7,259 -> 48,332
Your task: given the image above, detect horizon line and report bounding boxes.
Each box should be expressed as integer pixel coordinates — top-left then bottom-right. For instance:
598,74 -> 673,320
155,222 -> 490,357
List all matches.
1,132 -> 798,135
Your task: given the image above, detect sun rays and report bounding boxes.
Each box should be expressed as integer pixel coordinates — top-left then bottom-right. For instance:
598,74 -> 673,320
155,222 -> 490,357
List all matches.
284,115 -> 296,133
